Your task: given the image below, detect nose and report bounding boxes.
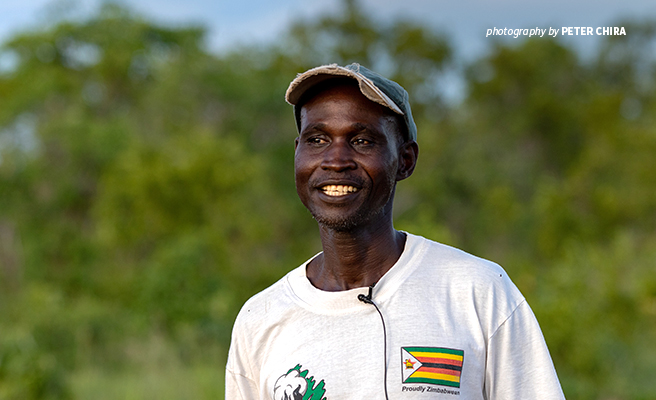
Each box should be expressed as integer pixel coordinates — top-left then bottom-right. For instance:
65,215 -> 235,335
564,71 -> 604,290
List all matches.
320,139 -> 357,171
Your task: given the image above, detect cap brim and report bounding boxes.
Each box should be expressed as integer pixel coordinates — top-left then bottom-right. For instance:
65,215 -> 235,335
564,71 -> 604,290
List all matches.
285,64 -> 403,115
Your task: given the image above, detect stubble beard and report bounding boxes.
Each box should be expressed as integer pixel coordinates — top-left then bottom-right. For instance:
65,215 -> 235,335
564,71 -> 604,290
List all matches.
311,204 -> 385,232
309,181 -> 396,232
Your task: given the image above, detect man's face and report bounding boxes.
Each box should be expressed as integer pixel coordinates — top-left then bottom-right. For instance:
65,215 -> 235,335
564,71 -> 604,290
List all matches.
294,83 -> 404,231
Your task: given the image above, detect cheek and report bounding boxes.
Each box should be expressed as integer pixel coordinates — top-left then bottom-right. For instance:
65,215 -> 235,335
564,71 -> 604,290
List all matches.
294,164 -> 305,192
294,154 -> 306,179
376,151 -> 400,183
294,165 -> 308,204
294,154 -> 314,197
294,147 -> 321,178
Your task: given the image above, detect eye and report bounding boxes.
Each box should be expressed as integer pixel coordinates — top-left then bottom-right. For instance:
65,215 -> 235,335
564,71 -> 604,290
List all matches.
306,136 -> 327,145
352,137 -> 372,146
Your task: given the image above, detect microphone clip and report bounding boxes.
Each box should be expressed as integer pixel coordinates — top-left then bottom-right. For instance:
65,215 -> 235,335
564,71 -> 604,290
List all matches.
358,284 -> 375,305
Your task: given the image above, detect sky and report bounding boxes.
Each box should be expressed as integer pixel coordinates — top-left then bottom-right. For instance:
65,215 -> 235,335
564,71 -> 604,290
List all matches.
1,0 -> 655,103
2,0 -> 656,61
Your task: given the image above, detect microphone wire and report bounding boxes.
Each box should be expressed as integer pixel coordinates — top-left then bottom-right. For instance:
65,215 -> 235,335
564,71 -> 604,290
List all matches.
358,285 -> 390,400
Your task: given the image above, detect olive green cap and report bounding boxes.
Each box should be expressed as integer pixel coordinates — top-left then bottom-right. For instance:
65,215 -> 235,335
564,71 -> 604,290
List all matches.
285,63 -> 417,141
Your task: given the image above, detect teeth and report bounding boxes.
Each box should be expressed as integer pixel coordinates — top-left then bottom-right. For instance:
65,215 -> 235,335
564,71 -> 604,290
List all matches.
321,185 -> 359,196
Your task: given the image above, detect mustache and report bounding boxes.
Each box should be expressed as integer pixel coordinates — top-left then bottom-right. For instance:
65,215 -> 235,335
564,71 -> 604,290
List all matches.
308,175 -> 366,188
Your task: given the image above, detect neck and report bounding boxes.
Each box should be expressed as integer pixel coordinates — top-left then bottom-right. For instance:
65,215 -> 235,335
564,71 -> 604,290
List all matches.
307,212 -> 406,291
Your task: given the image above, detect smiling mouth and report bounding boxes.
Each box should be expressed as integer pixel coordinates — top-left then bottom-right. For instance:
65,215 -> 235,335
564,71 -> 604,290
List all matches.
321,185 -> 359,197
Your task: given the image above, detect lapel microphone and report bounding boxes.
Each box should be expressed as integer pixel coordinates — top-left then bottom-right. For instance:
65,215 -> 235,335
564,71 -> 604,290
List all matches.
358,284 -> 375,304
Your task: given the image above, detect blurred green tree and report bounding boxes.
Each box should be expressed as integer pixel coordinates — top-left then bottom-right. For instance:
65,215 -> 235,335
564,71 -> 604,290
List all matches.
1,0 -> 655,399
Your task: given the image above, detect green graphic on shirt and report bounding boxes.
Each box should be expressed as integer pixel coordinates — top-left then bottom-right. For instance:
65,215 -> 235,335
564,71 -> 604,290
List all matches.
273,364 -> 327,400
291,365 -> 326,400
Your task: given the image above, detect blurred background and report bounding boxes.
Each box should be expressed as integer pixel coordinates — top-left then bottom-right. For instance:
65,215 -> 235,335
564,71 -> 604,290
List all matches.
1,0 -> 655,398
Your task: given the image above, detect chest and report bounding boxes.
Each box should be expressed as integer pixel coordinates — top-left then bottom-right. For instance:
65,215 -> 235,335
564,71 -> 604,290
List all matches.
257,299 -> 489,400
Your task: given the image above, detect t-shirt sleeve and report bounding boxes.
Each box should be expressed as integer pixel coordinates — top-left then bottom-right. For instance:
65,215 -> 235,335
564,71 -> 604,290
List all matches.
225,311 -> 262,399
484,301 -> 566,399
225,366 -> 260,399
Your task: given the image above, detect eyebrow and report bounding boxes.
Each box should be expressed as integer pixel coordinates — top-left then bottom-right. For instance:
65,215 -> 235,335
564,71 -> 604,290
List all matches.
301,122 -> 327,134
301,122 -> 375,134
350,122 -> 370,132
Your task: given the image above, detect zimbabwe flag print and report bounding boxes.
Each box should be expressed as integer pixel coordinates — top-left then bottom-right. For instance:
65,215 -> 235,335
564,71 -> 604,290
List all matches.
401,347 -> 464,388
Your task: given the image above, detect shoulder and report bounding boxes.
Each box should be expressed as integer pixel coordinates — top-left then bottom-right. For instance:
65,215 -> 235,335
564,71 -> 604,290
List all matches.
233,264 -> 305,336
405,233 -> 525,306
408,233 -> 508,278
232,268 -> 296,329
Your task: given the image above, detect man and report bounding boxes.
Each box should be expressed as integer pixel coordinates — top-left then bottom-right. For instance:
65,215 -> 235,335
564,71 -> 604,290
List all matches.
226,63 -> 565,399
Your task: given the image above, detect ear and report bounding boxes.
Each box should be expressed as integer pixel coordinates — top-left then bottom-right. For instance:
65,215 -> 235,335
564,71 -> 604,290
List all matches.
396,140 -> 419,181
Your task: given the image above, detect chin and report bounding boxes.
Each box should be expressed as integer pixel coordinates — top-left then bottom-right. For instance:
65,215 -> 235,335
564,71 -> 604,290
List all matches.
311,207 -> 385,232
314,216 -> 361,232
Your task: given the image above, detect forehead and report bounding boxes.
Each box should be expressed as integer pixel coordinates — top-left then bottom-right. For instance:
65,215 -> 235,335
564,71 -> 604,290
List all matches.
299,83 -> 396,129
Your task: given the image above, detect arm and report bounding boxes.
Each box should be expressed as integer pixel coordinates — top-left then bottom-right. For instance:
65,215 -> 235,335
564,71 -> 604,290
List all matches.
225,311 -> 262,399
484,301 -> 566,399
225,365 -> 260,399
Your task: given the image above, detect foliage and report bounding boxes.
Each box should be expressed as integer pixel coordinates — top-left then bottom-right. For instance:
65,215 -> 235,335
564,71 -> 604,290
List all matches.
1,1 -> 655,399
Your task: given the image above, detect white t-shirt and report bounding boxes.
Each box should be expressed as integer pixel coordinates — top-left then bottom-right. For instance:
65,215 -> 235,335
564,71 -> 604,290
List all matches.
226,233 -> 565,399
